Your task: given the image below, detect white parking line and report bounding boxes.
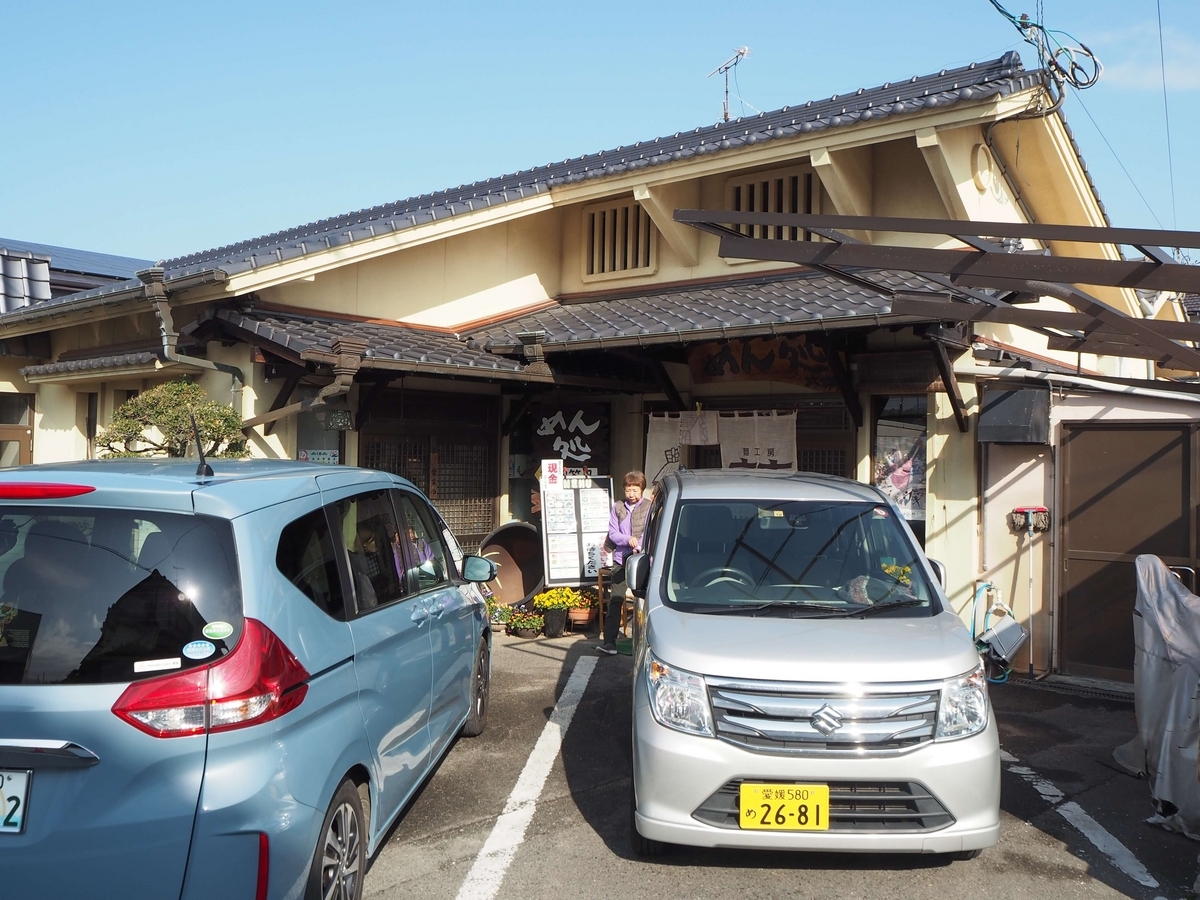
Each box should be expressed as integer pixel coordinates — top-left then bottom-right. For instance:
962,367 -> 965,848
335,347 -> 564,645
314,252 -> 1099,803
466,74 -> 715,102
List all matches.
1003,750 -> 1159,890
454,655 -> 598,900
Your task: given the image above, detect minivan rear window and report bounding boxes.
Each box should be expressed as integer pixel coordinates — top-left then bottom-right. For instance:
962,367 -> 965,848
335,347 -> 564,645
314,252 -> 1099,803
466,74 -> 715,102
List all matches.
0,508 -> 242,685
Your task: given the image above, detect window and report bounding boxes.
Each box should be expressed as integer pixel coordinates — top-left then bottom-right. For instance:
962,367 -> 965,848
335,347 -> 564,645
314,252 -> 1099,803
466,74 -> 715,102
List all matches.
331,491 -> 409,612
277,509 -> 347,620
582,198 -> 656,280
0,508 -> 242,685
393,491 -> 450,592
725,165 -> 819,242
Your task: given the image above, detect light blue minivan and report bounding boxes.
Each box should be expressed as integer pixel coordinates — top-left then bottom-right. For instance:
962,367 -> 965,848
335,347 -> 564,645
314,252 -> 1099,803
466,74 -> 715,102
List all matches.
0,460 -> 496,900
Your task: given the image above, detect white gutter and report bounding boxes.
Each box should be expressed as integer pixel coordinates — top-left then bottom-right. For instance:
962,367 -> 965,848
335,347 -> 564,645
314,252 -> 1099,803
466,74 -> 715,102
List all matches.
958,363 -> 1200,405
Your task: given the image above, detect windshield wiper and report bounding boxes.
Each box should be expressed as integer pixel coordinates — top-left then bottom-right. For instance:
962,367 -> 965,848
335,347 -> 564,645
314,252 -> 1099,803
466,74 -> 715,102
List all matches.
686,601 -> 846,616
835,598 -> 928,618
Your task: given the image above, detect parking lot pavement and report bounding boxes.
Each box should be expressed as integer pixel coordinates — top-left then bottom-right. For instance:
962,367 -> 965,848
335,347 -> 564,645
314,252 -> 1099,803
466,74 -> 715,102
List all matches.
365,634 -> 1196,900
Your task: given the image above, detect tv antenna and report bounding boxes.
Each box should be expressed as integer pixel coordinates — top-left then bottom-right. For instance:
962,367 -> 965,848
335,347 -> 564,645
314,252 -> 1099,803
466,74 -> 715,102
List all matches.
708,47 -> 750,123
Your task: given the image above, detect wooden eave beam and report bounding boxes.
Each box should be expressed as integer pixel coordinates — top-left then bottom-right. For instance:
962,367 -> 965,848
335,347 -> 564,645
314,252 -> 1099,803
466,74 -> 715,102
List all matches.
810,333 -> 863,428
930,341 -> 969,433
634,183 -> 699,267
262,375 -> 300,436
914,128 -> 969,221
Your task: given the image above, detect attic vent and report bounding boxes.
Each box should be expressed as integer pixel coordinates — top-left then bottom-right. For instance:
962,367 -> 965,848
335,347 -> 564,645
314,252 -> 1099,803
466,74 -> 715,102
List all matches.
582,198 -> 656,281
726,165 -> 819,242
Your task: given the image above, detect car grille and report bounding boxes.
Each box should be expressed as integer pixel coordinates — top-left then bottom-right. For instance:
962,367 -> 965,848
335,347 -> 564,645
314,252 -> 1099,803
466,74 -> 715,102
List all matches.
706,678 -> 940,756
693,780 -> 955,832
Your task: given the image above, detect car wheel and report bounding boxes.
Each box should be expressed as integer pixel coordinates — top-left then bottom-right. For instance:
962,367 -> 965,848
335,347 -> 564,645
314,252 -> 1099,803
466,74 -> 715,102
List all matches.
306,779 -> 366,900
629,779 -> 670,857
461,638 -> 490,737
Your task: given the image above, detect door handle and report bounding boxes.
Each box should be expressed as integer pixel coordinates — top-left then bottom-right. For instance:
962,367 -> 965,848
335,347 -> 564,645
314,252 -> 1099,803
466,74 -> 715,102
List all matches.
430,600 -> 447,619
411,604 -> 430,623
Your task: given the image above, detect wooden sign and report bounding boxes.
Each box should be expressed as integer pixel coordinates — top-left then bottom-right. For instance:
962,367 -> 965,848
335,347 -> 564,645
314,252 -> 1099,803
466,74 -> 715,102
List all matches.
689,335 -> 836,390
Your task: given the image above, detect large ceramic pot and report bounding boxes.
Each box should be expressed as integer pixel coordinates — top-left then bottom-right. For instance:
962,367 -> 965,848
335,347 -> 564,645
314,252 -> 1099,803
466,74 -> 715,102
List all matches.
514,628 -> 540,639
542,608 -> 568,638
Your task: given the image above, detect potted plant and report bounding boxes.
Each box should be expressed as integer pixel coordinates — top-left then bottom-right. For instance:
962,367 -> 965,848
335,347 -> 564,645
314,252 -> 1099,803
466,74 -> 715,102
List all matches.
567,587 -> 599,630
507,609 -> 544,639
532,587 -> 580,638
485,597 -> 511,633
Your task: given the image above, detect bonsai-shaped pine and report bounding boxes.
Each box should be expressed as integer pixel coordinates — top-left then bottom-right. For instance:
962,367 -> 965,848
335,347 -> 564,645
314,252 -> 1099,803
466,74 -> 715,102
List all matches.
97,379 -> 248,459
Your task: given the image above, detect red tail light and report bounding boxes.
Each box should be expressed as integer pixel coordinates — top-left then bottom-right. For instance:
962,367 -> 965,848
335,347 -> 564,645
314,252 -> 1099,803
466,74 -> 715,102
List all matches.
256,833 -> 270,900
112,619 -> 310,738
0,483 -> 96,500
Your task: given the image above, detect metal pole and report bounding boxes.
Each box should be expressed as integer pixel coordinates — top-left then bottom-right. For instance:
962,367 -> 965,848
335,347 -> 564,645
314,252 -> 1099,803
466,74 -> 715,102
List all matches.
1026,512 -> 1036,679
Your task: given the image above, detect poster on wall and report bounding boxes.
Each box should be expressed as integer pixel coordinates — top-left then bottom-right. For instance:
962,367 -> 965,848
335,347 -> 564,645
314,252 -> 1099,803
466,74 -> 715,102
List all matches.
531,403 -> 610,474
873,427 -> 926,520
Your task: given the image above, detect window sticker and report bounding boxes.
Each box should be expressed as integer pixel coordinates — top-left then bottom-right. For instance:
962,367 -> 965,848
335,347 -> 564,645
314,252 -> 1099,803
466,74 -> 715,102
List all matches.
202,622 -> 234,641
182,640 -> 216,660
134,658 -> 182,674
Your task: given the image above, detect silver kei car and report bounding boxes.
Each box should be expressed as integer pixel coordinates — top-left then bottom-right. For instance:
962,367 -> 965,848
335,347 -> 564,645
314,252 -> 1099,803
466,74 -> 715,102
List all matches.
625,470 -> 999,858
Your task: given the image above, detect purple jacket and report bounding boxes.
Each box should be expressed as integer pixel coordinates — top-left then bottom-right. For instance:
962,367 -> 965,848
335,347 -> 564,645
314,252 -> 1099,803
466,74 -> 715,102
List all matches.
608,498 -> 647,565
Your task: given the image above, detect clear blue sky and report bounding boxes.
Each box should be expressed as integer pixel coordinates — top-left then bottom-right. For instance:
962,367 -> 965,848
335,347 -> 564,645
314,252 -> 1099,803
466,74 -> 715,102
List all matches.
3,0 -> 1196,260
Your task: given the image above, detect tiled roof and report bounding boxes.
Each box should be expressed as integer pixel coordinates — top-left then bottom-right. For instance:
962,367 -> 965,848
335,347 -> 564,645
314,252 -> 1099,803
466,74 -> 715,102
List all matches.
20,350 -> 160,379
0,238 -> 152,279
467,269 -> 944,352
1181,293 -> 1200,316
189,307 -> 531,379
0,250 -> 51,312
159,53 -> 1042,280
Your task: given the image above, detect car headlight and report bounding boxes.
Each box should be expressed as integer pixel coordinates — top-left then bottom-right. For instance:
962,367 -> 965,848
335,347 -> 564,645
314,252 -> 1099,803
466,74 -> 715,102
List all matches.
646,654 -> 714,737
936,664 -> 989,740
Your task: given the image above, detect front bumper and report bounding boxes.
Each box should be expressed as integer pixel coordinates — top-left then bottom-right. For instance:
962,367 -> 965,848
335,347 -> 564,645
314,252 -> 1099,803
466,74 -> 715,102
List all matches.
633,700 -> 1000,853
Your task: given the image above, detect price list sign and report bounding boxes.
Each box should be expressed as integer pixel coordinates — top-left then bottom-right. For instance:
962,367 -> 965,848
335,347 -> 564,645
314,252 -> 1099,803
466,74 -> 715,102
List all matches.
539,462 -> 613,587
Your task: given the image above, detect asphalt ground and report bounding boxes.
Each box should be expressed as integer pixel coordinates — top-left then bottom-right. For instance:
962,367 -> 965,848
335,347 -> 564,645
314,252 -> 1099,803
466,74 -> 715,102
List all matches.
364,632 -> 1199,900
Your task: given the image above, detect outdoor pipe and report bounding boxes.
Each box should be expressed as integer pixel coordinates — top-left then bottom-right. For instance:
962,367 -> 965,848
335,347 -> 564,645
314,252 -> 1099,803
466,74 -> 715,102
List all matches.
139,267 -> 246,389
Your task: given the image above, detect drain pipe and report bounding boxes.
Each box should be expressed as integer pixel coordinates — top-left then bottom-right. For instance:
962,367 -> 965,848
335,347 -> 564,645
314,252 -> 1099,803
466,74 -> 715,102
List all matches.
138,267 -> 245,390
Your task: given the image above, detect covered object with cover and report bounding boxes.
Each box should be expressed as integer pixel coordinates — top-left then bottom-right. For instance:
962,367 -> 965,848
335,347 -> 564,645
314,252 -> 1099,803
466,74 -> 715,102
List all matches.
1119,555 -> 1200,838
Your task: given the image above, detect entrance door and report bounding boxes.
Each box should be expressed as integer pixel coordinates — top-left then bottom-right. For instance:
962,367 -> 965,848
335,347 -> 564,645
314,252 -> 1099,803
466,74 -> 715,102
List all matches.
0,394 -> 34,467
359,391 -> 499,553
1060,423 -> 1196,681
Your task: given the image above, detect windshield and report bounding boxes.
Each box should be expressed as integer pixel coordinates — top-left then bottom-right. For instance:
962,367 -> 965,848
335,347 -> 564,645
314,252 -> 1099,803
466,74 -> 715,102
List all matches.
663,499 -> 935,616
0,507 -> 242,685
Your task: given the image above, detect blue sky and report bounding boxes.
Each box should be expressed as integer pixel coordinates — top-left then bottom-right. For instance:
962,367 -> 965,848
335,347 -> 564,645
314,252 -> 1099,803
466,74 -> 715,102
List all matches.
2,0 -> 1196,259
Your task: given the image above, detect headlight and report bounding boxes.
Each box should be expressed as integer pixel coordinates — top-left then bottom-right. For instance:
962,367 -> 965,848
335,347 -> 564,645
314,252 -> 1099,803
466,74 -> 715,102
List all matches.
646,654 -> 714,737
936,664 -> 989,740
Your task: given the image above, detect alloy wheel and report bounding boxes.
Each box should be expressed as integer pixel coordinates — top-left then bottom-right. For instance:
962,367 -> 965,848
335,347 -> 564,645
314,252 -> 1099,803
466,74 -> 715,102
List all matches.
320,801 -> 362,900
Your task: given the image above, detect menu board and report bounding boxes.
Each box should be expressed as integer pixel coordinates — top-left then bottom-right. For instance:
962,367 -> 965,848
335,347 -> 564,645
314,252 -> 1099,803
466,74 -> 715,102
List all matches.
539,474 -> 614,587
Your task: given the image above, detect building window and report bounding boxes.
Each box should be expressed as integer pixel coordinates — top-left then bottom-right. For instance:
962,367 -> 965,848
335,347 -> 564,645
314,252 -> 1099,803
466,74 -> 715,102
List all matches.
726,165 -> 819,241
582,198 -> 656,280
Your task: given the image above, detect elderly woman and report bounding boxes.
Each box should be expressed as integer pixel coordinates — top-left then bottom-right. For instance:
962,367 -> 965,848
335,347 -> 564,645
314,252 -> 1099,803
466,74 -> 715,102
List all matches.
598,471 -> 650,656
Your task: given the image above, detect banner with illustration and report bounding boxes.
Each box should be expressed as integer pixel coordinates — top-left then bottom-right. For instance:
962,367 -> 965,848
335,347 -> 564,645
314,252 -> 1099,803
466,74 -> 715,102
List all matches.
644,412 -> 720,482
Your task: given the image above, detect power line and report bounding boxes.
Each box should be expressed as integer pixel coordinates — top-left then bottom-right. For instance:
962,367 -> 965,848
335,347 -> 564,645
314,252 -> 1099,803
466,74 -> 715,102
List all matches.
1068,84 -> 1166,229
1155,0 -> 1178,229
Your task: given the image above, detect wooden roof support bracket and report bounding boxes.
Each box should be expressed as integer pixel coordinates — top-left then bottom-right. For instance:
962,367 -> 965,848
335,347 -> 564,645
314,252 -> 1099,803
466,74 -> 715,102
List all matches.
929,340 -> 969,433
810,332 -> 863,428
262,375 -> 299,437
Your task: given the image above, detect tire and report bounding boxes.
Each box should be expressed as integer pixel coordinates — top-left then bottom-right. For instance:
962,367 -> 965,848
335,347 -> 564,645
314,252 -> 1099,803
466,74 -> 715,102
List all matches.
306,779 -> 366,900
629,779 -> 670,857
461,638 -> 490,737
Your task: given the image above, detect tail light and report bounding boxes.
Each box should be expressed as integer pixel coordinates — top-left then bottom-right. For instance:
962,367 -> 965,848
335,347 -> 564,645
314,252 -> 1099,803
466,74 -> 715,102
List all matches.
112,619 -> 309,738
0,483 -> 96,500
256,833 -> 270,900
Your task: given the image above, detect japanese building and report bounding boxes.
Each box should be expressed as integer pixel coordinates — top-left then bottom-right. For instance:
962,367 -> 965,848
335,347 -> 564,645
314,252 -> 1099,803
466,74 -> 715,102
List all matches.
2,52 -> 1196,682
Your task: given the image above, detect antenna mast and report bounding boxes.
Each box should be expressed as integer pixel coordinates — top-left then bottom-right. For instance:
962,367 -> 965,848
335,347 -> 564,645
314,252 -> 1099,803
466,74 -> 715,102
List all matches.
708,47 -> 750,123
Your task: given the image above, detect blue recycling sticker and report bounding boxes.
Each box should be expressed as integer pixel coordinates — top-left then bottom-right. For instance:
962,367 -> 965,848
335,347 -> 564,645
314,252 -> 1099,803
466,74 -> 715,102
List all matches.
182,640 -> 216,660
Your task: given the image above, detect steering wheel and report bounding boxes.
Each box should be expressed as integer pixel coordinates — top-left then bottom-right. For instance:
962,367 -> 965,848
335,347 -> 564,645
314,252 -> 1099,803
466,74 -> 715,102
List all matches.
692,566 -> 755,590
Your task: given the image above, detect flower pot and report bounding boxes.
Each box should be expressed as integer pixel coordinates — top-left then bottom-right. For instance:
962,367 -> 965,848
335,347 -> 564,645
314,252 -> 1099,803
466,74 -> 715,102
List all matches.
490,621 -> 506,633
514,628 -> 540,639
567,607 -> 594,630
542,607 -> 568,638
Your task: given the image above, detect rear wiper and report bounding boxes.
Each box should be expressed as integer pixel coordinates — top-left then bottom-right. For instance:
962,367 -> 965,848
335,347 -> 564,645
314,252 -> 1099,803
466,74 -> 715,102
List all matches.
686,601 -> 846,616
836,598 -> 928,618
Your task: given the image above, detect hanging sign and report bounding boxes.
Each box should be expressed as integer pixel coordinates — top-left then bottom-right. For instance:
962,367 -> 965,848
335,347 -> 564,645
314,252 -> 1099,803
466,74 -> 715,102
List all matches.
689,336 -> 836,390
531,402 -> 610,474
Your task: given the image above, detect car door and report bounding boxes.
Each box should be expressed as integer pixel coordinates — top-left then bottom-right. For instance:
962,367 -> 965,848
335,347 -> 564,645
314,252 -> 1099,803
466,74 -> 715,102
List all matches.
329,488 -> 434,825
392,490 -> 477,755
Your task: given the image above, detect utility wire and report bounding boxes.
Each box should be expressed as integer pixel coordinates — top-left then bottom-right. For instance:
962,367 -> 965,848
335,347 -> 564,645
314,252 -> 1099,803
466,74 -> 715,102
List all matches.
1067,84 -> 1166,228
1155,0 -> 1178,229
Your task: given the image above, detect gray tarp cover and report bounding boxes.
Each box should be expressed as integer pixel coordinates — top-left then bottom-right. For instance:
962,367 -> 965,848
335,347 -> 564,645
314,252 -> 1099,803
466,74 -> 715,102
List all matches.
1121,554 -> 1200,838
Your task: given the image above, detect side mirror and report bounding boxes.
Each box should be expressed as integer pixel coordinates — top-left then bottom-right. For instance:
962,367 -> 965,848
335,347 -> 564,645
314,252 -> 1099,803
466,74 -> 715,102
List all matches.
928,558 -> 947,591
626,552 -> 649,597
461,555 -> 498,584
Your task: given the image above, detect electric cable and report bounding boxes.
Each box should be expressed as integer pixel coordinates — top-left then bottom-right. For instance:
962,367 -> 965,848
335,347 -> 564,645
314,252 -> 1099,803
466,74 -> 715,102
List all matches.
1155,0 -> 1178,229
986,0 -> 1103,90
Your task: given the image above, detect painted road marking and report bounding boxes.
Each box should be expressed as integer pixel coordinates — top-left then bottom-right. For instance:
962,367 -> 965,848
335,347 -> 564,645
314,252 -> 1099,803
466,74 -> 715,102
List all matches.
455,655 -> 598,900
1003,749 -> 1159,890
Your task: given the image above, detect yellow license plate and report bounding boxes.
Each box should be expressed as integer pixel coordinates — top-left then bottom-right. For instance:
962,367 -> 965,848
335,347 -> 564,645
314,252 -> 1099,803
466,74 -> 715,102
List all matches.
739,783 -> 830,831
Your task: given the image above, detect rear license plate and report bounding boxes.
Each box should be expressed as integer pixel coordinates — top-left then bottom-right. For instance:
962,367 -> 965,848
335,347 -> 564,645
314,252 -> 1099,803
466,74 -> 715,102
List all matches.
739,782 -> 829,831
0,770 -> 30,834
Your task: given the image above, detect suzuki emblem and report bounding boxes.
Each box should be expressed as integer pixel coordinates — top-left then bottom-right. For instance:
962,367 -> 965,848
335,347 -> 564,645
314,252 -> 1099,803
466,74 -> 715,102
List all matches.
811,704 -> 844,736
